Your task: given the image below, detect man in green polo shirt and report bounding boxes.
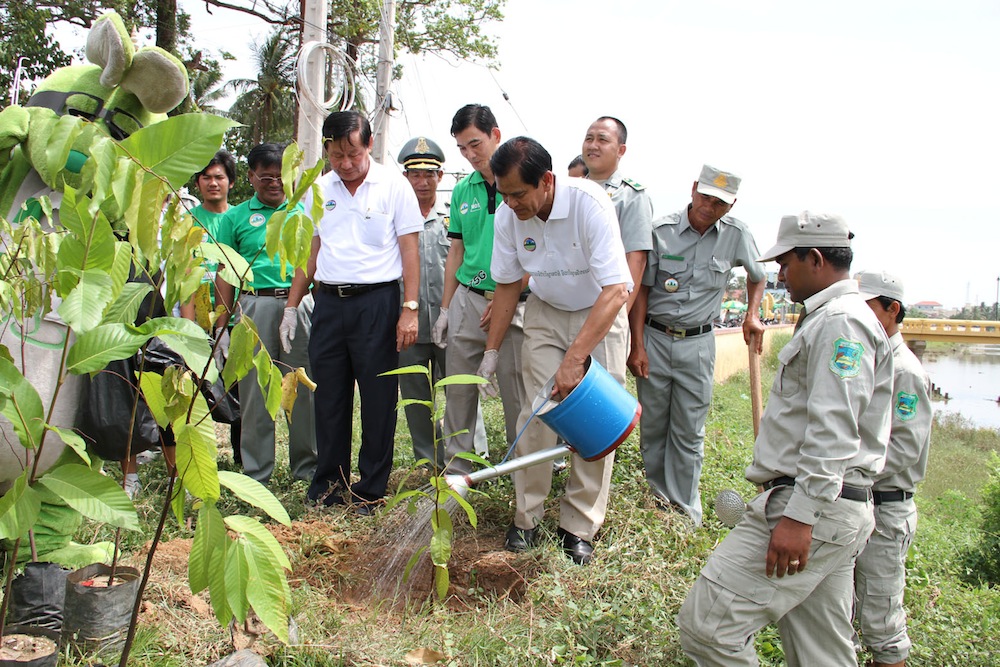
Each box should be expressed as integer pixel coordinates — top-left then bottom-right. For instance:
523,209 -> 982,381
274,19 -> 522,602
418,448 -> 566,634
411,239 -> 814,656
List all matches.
215,143 -> 317,485
434,104 -> 527,474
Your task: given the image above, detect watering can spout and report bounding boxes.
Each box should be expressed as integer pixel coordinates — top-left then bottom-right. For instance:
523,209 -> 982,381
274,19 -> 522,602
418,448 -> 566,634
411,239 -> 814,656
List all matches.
445,474 -> 471,498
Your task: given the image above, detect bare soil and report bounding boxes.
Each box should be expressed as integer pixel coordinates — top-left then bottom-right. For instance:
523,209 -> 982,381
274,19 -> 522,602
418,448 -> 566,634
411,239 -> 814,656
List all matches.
0,632 -> 58,661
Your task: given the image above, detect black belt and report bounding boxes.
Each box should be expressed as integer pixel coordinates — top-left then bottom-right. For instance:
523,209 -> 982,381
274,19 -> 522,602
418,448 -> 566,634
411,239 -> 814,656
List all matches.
467,285 -> 529,302
644,317 -> 713,338
316,281 -> 396,298
873,490 -> 914,505
762,476 -> 871,502
252,287 -> 290,298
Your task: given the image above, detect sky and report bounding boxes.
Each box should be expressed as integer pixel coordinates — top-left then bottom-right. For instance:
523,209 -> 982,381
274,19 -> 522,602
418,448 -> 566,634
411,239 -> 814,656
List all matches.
55,0 -> 1000,308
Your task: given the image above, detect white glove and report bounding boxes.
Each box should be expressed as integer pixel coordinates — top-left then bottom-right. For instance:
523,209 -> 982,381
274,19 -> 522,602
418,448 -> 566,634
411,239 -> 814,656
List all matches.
432,308 -> 449,348
213,328 -> 230,370
278,306 -> 298,354
477,349 -> 500,398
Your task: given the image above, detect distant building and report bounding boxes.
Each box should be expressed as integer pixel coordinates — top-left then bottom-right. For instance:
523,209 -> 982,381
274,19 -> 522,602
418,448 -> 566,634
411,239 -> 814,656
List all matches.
912,300 -> 944,315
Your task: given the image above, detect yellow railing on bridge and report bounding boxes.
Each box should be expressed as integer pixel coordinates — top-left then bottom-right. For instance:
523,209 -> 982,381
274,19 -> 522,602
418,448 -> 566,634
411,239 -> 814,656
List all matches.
901,318 -> 1000,344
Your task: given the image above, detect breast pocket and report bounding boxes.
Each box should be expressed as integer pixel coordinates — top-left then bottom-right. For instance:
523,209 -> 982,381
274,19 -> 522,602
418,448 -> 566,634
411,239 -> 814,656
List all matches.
707,256 -> 733,288
361,211 -> 391,246
775,337 -> 804,397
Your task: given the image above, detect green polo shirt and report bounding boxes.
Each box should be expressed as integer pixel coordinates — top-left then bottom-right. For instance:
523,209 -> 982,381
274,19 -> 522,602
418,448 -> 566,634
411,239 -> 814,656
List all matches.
216,195 -> 301,290
448,170 -> 503,292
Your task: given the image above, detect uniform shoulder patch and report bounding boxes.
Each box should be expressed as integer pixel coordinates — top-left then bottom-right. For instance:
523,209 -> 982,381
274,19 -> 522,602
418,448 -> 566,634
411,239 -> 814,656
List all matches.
895,391 -> 918,421
443,215 -> 450,229
830,338 -> 864,378
622,177 -> 645,191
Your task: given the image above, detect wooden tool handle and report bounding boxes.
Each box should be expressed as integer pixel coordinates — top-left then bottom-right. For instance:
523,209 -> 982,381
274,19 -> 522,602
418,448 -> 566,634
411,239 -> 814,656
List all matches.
749,336 -> 763,438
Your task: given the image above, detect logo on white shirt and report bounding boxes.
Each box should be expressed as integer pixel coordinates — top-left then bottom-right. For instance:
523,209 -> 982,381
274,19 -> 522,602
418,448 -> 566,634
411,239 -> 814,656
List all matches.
523,238 -> 537,252
325,199 -> 337,211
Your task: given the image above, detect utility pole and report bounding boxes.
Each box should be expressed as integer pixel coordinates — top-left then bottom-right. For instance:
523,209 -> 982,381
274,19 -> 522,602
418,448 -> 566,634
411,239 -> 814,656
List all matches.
371,0 -> 396,164
995,276 -> 998,321
297,0 -> 328,171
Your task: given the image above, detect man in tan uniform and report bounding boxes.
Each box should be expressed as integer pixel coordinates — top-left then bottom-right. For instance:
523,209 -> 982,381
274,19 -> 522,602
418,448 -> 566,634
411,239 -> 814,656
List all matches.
677,212 -> 893,665
854,270 -> 932,667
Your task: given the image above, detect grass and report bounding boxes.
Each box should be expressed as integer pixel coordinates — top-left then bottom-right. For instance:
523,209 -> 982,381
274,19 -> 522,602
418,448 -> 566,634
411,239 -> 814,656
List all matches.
51,335 -> 1000,665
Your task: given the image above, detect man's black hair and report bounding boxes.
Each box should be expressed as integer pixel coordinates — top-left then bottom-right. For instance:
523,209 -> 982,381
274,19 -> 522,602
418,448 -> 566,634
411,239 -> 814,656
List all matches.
595,116 -> 627,144
322,110 -> 372,145
247,143 -> 284,171
490,137 -> 552,187
792,246 -> 854,272
568,155 -> 588,175
875,295 -> 907,324
451,103 -> 498,136
196,149 -> 237,183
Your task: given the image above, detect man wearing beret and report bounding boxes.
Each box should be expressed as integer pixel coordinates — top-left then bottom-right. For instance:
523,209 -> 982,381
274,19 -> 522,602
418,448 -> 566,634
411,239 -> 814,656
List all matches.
677,212 -> 893,665
396,136 -> 486,466
854,271 -> 932,667
629,165 -> 765,525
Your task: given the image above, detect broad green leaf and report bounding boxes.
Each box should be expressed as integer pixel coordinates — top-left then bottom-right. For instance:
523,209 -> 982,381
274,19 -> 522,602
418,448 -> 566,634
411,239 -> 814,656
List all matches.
0,472 -> 41,540
224,515 -> 291,569
175,423 -> 220,501
108,242 -> 134,297
159,477 -> 178,527
280,144 -> 305,202
223,318 -> 256,388
429,506 -> 454,568
224,538 -> 249,623
137,372 -> 170,428
86,135 -> 118,216
40,541 -> 114,569
289,156 -> 325,206
380,365 -> 431,377
66,323 -> 148,374
198,242 -> 252,287
265,364 -> 282,418
403,545 -> 428,583
45,115 -> 86,187
110,155 -> 137,217
434,565 -> 449,600
397,398 -> 433,410
102,281 -> 154,326
447,489 -> 478,528
435,374 -> 489,388
0,357 -> 45,448
120,114 -> 239,188
58,269 -> 115,332
160,365 -> 197,424
253,350 -> 276,417
208,535 -> 232,626
239,534 -> 290,644
36,464 -> 139,530
190,502 -> 227,594
46,425 -> 91,466
129,177 -> 166,264
218,471 -> 291,526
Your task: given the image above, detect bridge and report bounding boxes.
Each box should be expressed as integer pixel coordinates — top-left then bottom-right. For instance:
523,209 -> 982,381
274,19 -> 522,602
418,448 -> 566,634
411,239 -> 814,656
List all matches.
901,319 -> 1000,344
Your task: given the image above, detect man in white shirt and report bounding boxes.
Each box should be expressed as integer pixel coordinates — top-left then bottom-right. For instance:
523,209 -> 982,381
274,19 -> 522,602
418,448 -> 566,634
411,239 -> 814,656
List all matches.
481,136 -> 632,564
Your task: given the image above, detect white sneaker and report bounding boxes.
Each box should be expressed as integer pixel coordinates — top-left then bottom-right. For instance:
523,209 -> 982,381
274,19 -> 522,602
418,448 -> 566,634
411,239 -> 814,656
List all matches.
136,448 -> 162,465
123,473 -> 140,500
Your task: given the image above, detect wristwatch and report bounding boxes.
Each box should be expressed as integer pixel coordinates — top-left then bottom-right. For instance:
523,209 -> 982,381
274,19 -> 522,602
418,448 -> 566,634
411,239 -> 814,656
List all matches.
402,300 -> 419,311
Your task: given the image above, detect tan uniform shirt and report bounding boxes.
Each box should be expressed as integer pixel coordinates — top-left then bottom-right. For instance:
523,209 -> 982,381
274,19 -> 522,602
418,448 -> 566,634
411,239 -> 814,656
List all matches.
594,169 -> 653,254
874,331 -> 932,492
644,207 -> 765,328
746,279 -> 893,525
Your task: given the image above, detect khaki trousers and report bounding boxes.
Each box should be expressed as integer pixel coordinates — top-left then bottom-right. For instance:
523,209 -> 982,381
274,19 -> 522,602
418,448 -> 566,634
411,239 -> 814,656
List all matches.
512,295 -> 628,541
678,485 -> 874,666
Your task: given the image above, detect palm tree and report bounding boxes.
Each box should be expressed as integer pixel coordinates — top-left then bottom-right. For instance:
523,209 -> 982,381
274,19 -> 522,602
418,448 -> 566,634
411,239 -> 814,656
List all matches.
225,27 -> 297,147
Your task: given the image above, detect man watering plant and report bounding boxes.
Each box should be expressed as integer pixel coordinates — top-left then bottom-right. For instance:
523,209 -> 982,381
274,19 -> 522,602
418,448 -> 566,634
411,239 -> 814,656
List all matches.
481,136 -> 631,565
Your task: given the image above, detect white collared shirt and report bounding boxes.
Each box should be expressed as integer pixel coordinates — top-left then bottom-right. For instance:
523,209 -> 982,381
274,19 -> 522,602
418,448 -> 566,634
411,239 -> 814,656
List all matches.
306,159 -> 423,283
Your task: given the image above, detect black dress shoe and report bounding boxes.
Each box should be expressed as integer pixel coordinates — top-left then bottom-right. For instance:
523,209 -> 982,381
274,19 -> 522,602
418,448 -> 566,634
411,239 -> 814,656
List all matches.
558,527 -> 594,565
353,500 -> 382,516
504,524 -> 538,552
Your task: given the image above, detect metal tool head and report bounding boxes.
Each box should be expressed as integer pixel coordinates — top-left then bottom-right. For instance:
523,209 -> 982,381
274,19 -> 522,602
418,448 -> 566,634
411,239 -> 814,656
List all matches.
714,489 -> 748,528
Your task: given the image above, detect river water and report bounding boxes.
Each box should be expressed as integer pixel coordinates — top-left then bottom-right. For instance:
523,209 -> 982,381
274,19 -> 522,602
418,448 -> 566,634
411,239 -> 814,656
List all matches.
920,344 -> 1000,431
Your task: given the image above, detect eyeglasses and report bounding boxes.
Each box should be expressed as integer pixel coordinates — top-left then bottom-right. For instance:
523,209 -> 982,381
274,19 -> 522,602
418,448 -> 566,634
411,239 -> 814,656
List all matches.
26,90 -> 144,141
252,173 -> 283,185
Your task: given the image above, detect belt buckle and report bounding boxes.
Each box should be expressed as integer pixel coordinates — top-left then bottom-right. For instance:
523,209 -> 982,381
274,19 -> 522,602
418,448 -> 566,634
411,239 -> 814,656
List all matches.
671,327 -> 686,339
337,285 -> 350,298
484,290 -> 494,301
274,288 -> 289,299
